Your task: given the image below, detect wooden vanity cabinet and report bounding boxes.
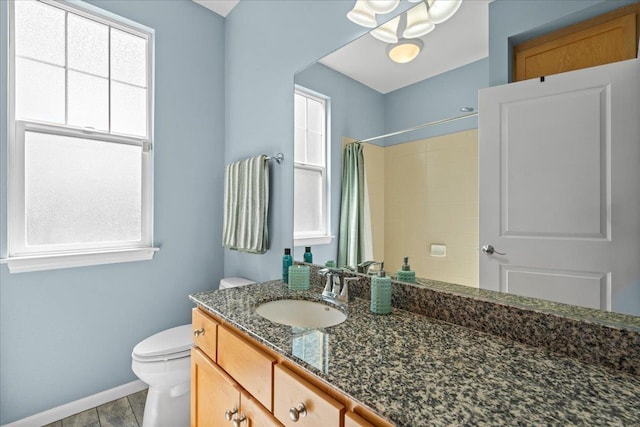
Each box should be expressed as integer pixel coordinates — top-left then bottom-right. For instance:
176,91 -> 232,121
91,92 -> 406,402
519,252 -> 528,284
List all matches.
191,307 -> 394,427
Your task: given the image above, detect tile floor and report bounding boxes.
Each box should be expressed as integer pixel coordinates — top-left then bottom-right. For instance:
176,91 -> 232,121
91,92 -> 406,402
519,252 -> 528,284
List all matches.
43,389 -> 147,427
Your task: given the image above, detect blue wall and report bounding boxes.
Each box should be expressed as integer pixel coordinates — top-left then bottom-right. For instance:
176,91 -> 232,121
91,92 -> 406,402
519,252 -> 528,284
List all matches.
223,0 -> 375,281
0,1 -> 226,423
294,63 -> 385,264
384,58 -> 489,145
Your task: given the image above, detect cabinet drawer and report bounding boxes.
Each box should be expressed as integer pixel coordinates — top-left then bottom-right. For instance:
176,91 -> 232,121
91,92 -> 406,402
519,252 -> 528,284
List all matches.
192,308 -> 218,360
274,364 -> 344,427
217,325 -> 276,411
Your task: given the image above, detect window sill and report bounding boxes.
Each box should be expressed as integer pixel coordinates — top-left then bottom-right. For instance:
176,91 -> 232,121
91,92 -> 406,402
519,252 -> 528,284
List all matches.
294,235 -> 334,247
0,247 -> 160,273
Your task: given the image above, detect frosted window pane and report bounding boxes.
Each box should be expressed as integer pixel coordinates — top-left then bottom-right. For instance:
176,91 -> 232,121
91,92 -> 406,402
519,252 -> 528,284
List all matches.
68,71 -> 109,131
68,14 -> 109,77
111,82 -> 147,137
111,28 -> 147,87
307,99 -> 323,133
306,131 -> 323,165
294,128 -> 306,163
14,0 -> 65,65
15,58 -> 65,124
294,94 -> 306,128
294,167 -> 323,234
25,132 -> 142,246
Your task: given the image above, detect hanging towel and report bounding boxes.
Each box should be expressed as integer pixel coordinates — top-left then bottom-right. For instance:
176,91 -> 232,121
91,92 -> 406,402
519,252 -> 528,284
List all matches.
223,155 -> 269,254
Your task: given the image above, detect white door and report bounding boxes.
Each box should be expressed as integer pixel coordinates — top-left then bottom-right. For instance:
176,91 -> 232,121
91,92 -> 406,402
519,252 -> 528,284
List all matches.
479,59 -> 640,316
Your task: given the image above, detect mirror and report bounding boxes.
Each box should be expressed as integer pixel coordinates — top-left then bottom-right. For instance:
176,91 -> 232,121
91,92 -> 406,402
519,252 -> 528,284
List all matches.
293,0 -> 640,319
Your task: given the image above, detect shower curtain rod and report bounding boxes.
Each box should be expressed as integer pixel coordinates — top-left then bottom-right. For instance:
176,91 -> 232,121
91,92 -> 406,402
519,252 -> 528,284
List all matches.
353,111 -> 479,144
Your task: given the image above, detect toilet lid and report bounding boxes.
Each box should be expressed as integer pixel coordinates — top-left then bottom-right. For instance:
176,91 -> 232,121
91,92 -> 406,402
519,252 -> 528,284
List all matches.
133,324 -> 193,359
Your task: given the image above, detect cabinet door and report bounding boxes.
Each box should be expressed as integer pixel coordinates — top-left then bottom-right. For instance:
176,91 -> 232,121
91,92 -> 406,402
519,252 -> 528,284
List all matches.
273,364 -> 344,427
239,390 -> 284,427
191,348 -> 240,427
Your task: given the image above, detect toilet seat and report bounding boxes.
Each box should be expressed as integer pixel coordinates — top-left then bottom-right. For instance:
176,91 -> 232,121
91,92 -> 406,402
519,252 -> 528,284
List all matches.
132,324 -> 193,363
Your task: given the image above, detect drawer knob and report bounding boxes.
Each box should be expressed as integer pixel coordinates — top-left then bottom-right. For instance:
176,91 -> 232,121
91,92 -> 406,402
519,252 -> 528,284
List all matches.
193,327 -> 205,337
232,414 -> 247,427
289,402 -> 307,422
224,405 -> 238,421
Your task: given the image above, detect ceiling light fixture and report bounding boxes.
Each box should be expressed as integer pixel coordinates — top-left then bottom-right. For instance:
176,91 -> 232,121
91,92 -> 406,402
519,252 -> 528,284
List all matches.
366,0 -> 400,14
370,15 -> 400,43
425,0 -> 463,24
403,1 -> 435,38
386,38 -> 424,63
347,0 -> 462,64
347,0 -> 378,28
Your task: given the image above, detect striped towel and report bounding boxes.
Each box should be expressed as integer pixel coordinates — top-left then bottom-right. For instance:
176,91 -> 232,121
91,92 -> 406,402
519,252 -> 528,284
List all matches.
222,155 -> 269,254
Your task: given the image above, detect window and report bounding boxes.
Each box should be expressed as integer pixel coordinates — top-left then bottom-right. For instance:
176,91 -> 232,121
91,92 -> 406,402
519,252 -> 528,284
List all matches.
3,0 -> 156,272
293,86 -> 331,246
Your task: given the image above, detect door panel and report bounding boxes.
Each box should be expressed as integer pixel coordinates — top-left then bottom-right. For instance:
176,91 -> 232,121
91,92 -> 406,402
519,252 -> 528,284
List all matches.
502,266 -> 609,310
479,58 -> 640,315
500,86 -> 608,238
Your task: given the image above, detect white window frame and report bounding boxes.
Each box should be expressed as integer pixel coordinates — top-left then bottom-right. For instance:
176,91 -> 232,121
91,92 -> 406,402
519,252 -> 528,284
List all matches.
2,0 -> 158,273
293,86 -> 332,247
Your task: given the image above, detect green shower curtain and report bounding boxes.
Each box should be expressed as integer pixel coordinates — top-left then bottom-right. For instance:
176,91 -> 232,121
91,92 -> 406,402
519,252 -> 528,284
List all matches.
337,143 -> 366,269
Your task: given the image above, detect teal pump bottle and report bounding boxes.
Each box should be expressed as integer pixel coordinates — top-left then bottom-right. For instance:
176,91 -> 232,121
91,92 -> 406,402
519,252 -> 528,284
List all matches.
370,263 -> 392,315
303,246 -> 313,263
282,248 -> 293,283
396,256 -> 416,283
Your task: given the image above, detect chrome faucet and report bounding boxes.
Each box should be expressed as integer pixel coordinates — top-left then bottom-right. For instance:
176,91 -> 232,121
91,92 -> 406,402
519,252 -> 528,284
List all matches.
318,268 -> 357,305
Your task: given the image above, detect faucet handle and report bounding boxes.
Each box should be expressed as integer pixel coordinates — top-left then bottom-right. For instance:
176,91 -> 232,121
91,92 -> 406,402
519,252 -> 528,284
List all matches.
340,277 -> 359,302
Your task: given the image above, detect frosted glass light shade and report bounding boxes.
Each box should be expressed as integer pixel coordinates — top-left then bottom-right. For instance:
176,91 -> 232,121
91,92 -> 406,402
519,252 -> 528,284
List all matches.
387,38 -> 423,63
347,0 -> 377,28
366,0 -> 399,14
403,2 -> 435,39
370,16 -> 400,44
427,0 -> 462,24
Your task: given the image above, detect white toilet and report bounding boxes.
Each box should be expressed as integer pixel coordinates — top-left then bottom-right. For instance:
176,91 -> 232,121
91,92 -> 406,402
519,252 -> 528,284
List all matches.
131,277 -> 255,427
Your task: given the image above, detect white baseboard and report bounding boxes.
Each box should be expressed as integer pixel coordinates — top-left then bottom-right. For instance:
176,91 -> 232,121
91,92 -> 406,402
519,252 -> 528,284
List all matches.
2,379 -> 148,427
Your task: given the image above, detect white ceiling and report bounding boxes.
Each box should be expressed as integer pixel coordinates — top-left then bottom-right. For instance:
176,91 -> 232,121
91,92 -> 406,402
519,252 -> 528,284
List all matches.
320,0 -> 490,94
192,0 -> 239,17
191,0 -> 490,94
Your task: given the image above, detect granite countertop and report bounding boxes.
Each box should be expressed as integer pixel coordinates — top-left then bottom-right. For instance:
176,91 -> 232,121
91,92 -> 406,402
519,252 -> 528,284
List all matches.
190,281 -> 640,426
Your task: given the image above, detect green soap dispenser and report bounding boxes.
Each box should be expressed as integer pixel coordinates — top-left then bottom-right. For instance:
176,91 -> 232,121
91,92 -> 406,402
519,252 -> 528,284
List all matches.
396,256 -> 416,283
370,263 -> 392,315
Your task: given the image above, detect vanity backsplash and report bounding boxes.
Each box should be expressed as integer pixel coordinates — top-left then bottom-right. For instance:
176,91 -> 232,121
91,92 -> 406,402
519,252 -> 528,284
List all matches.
305,263 -> 640,376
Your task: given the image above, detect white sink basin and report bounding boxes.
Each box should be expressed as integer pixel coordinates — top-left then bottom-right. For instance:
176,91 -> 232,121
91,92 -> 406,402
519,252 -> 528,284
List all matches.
255,299 -> 347,328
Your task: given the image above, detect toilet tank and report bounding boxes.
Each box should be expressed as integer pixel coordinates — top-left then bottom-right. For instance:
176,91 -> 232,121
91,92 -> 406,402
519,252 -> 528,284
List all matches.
219,277 -> 255,289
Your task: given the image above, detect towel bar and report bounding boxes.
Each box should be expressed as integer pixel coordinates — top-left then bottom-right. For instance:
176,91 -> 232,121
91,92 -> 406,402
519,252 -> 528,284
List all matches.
265,153 -> 284,164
